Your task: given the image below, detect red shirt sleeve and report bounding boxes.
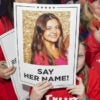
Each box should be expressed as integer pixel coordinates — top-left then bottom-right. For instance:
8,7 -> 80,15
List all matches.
0,15 -> 13,61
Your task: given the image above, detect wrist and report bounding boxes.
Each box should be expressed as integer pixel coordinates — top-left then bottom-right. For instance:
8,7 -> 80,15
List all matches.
78,94 -> 87,100
30,95 -> 41,100
78,95 -> 91,100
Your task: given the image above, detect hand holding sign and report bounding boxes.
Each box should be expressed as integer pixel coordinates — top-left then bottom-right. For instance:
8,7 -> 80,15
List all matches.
30,81 -> 53,100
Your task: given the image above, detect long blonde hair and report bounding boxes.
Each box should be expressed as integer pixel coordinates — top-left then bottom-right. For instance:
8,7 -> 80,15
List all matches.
80,2 -> 95,32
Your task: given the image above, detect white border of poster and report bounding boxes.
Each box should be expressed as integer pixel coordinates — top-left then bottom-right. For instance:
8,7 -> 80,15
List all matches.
14,3 -> 80,88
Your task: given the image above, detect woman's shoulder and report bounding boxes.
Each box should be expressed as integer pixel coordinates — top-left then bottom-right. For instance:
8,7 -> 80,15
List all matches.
55,56 -> 68,65
34,52 -> 49,65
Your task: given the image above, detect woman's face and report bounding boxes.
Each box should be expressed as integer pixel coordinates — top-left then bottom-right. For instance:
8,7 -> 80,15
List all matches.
91,0 -> 100,17
43,19 -> 61,43
77,43 -> 86,73
15,0 -> 37,3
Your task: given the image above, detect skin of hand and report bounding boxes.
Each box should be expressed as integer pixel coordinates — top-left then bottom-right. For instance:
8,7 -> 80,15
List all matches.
30,81 -> 53,100
67,76 -> 86,100
0,61 -> 16,79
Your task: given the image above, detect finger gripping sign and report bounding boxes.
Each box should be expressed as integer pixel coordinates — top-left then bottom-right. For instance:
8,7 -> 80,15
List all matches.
14,3 -> 80,88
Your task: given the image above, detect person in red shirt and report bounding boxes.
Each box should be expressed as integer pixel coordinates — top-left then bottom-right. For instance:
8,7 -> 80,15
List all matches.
0,0 -> 38,99
30,36 -> 100,100
85,23 -> 100,74
0,0 -> 17,99
30,13 -> 67,65
81,0 -> 100,75
80,0 -> 100,76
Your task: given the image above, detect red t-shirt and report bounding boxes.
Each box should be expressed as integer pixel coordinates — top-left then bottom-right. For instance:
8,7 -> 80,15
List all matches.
91,52 -> 100,75
0,15 -> 18,100
85,33 -> 100,67
0,15 -> 13,60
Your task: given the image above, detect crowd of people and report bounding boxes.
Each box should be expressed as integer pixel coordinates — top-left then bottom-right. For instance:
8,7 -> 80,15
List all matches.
0,0 -> 100,100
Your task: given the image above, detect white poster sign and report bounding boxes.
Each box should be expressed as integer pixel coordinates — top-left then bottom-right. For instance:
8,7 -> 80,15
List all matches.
14,3 -> 80,88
